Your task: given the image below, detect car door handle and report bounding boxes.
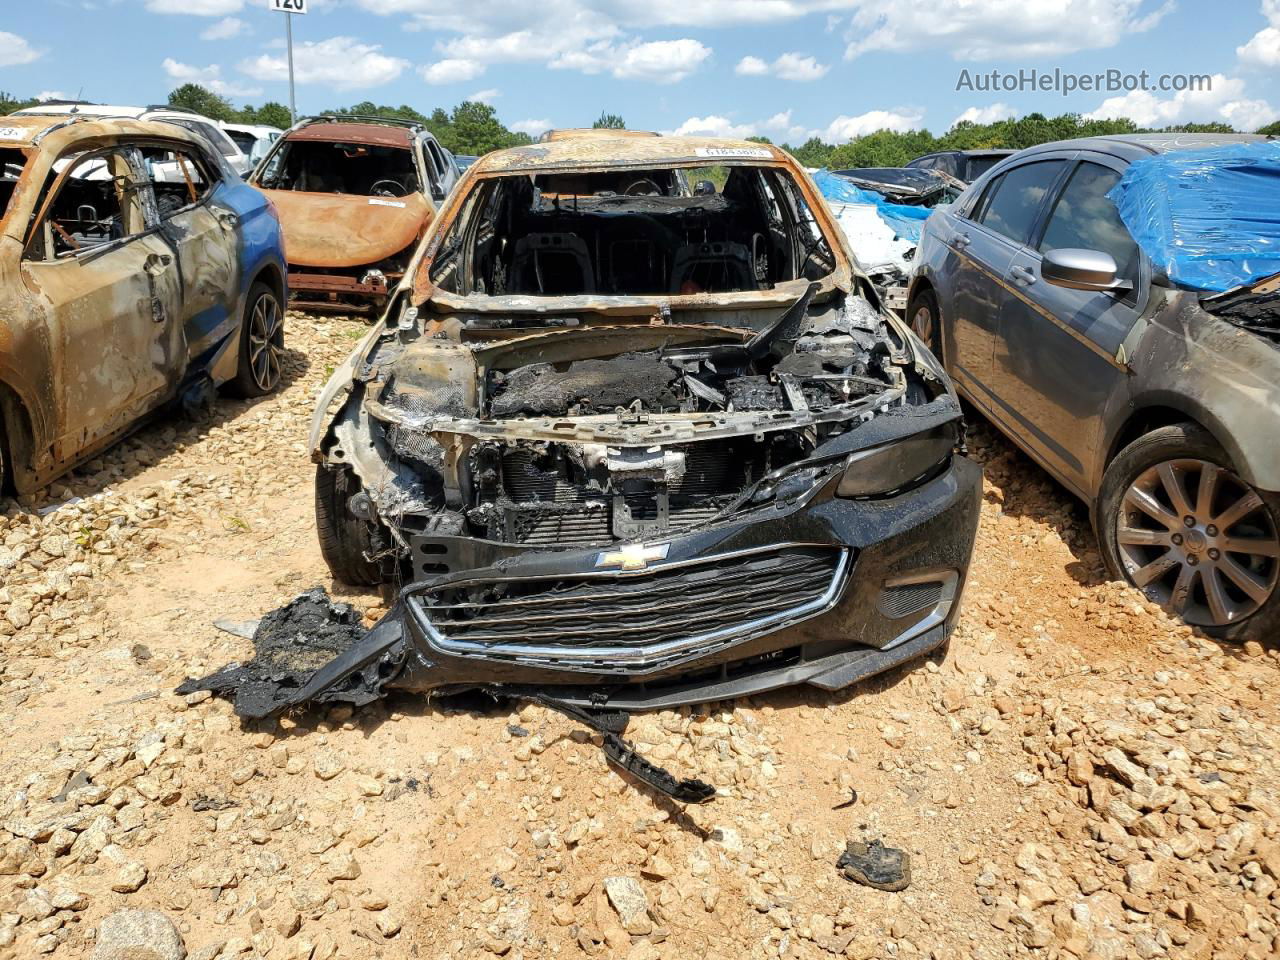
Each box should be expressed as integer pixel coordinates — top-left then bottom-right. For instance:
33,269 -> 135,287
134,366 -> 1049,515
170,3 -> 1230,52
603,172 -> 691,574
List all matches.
1010,265 -> 1037,285
144,253 -> 173,274
953,232 -> 971,249
216,211 -> 239,230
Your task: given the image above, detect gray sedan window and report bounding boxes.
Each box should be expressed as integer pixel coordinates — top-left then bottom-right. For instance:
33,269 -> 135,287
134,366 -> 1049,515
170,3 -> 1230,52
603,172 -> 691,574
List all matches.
978,160 -> 1066,245
1038,161 -> 1138,287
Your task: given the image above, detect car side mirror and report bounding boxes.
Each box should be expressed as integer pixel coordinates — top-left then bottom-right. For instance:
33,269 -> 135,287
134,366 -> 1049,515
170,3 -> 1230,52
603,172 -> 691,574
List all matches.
1041,248 -> 1133,293
693,180 -> 716,196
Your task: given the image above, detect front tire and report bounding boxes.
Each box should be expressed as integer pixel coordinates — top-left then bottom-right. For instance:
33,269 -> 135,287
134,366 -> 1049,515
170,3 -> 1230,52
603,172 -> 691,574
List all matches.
314,464 -> 393,586
1098,423 -> 1280,642
228,281 -> 285,398
908,288 -> 942,361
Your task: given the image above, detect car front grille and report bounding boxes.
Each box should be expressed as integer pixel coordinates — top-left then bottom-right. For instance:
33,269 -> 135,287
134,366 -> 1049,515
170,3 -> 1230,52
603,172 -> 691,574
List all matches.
409,544 -> 851,672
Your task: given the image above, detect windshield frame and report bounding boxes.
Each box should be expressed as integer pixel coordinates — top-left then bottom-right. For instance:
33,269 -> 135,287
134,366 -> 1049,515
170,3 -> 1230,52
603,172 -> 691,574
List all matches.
411,157 -> 853,311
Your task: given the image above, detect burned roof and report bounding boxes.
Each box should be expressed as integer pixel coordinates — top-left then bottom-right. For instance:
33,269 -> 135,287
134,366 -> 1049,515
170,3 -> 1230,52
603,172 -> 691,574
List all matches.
285,122 -> 414,149
0,114 -> 212,150
471,135 -> 787,175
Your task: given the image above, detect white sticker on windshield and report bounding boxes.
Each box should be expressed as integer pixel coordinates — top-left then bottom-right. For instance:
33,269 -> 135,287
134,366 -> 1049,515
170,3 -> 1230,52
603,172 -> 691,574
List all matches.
0,127 -> 27,141
694,147 -> 772,159
368,198 -> 407,208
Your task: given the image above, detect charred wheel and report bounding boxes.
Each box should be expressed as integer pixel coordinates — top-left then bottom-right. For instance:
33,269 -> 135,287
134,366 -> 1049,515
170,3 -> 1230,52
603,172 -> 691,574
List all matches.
1099,423 -> 1280,640
315,464 -> 395,586
229,281 -> 285,397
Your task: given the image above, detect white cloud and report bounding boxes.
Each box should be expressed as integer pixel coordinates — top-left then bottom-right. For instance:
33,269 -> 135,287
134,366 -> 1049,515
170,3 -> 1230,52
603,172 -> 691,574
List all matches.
163,57 -> 262,97
358,0 -> 846,32
511,118 -> 551,136
468,88 -> 500,103
612,39 -> 711,82
843,0 -> 1173,60
1085,73 -> 1278,131
419,58 -> 486,85
1238,0 -> 1280,67
201,17 -> 246,41
761,109 -> 812,141
666,115 -> 758,138
552,38 -> 711,84
1238,26 -> 1280,68
734,51 -> 828,81
145,0 -> 242,14
823,108 -> 925,142
35,91 -> 67,103
239,37 -> 409,91
0,31 -> 42,67
772,52 -> 828,82
951,103 -> 1017,126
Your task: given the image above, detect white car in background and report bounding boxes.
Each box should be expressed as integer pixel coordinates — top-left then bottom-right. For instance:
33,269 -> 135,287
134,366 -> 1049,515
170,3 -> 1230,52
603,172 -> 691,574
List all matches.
13,102 -> 253,178
220,122 -> 284,169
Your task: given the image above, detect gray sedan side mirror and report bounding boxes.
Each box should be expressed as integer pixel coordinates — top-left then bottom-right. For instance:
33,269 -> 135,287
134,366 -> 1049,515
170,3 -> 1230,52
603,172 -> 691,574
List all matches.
1041,248 -> 1132,293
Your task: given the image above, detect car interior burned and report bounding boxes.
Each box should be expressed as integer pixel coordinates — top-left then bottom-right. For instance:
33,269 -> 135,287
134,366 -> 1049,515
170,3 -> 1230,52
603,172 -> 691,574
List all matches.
0,149 -> 24,223
256,139 -> 420,197
429,167 -> 835,297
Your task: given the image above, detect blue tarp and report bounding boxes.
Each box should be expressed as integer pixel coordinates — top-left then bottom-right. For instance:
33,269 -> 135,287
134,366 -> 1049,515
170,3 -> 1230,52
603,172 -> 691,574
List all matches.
812,169 -> 933,244
1107,141 -> 1280,293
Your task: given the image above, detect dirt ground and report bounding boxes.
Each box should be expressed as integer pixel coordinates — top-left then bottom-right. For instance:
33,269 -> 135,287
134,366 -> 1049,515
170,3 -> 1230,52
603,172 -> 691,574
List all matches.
1,313 -> 1277,960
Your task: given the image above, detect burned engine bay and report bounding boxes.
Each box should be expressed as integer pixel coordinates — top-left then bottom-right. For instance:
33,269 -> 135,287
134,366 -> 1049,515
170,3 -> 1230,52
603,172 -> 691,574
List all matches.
325,283 -> 948,565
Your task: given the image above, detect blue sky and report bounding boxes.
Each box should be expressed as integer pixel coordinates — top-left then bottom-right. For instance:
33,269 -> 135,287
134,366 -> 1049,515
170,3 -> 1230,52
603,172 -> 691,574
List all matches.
2,1 -> 1277,139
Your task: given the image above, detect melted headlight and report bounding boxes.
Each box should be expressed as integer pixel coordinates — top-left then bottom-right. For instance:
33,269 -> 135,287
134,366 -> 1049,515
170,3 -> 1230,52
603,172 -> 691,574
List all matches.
836,427 -> 956,499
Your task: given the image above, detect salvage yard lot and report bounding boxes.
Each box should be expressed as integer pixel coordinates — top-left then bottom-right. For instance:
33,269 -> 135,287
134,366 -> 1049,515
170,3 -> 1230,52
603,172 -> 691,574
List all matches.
1,314 -> 1277,960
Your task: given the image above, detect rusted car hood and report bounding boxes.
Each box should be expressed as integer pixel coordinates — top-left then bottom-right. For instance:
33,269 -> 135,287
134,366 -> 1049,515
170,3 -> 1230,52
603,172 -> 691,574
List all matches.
263,190 -> 431,268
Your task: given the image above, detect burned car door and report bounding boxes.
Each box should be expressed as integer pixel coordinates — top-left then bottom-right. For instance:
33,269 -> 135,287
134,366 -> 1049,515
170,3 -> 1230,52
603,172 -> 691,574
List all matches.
20,146 -> 184,459
948,158 -> 1068,409
993,157 -> 1143,497
138,141 -> 238,360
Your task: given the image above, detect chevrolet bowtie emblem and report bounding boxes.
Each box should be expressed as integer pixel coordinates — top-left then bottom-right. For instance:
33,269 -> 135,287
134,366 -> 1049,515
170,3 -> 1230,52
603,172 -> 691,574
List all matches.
595,542 -> 670,571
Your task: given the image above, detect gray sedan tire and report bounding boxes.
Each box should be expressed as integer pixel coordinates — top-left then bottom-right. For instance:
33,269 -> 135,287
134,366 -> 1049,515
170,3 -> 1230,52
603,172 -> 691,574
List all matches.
907,288 -> 942,360
1098,423 -> 1280,643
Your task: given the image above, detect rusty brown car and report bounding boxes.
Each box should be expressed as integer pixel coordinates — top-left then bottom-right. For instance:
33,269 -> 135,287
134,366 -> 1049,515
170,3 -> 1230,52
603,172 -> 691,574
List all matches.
249,115 -> 459,315
0,114 -> 288,496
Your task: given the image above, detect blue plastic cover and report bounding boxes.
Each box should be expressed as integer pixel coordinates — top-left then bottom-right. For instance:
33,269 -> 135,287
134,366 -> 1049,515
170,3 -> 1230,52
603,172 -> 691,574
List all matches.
1107,141 -> 1280,293
812,169 -> 933,244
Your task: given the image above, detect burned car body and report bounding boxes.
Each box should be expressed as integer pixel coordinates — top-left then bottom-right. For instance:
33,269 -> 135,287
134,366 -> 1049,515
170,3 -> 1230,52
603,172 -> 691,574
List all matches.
250,116 -> 459,315
831,167 -> 964,208
304,135 -> 981,710
0,115 -> 286,496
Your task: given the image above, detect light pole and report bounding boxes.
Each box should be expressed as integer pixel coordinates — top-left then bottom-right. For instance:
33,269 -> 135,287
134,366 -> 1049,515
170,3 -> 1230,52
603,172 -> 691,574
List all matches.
268,0 -> 308,124
285,11 -> 296,124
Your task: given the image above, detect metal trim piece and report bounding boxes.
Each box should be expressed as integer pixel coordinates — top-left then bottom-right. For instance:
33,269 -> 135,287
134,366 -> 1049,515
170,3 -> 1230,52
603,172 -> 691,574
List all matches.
879,569 -> 959,651
409,543 -> 852,669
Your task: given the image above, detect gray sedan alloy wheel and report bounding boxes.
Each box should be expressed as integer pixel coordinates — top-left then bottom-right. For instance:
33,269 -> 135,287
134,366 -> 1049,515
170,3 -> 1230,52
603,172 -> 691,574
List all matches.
1116,458 -> 1280,627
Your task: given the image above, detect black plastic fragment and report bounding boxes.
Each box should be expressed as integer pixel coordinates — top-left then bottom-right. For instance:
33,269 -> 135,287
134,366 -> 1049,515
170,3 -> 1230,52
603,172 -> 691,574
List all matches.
837,839 -> 911,891
485,687 -> 717,805
177,588 -> 404,719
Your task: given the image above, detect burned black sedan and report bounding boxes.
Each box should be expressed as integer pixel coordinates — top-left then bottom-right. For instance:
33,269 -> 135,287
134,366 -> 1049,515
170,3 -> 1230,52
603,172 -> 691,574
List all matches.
301,135 -> 981,713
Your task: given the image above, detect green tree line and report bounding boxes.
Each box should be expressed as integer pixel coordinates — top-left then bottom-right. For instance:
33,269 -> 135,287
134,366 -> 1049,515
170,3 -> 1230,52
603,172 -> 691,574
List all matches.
5,86 -> 1278,164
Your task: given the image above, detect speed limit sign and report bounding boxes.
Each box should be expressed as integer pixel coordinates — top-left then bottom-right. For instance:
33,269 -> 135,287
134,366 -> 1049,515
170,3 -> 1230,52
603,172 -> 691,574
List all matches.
269,0 -> 307,13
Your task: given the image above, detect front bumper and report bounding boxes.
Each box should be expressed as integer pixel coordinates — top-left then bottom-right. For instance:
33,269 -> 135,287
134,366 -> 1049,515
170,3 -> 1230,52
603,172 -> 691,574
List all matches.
378,453 -> 981,709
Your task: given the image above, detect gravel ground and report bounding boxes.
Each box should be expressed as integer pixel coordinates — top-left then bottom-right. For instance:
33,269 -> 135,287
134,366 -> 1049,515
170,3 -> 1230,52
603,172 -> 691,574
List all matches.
0,313 -> 1277,960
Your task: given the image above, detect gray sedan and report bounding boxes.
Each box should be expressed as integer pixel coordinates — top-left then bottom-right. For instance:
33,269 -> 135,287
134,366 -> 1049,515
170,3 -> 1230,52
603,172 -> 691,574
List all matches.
907,133 -> 1280,641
